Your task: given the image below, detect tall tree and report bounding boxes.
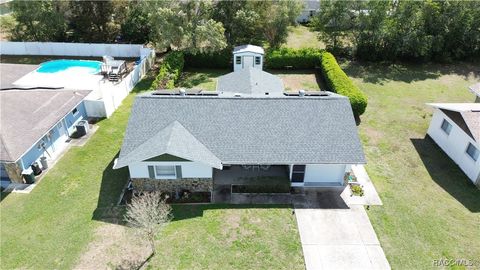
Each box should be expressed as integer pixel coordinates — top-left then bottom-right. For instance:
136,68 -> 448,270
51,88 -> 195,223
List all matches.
147,0 -> 227,54
213,0 -> 302,48
68,0 -> 125,43
120,1 -> 151,44
312,0 -> 480,61
10,0 -> 68,41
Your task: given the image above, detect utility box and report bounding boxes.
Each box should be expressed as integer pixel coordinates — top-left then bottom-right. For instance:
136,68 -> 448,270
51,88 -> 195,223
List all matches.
233,45 -> 264,72
22,168 -> 35,184
75,120 -> 89,137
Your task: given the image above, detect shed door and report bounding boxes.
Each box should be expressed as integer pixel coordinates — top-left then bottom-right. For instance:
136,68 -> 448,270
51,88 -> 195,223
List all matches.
243,56 -> 254,69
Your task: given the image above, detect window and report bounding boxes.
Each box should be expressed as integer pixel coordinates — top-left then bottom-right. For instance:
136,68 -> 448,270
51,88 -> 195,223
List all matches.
72,107 -> 78,116
255,56 -> 261,65
440,119 -> 452,135
466,143 -> 479,161
155,165 -> 176,178
235,56 -> 241,64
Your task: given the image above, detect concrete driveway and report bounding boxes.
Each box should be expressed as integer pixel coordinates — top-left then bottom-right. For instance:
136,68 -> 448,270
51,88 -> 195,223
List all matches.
294,190 -> 390,270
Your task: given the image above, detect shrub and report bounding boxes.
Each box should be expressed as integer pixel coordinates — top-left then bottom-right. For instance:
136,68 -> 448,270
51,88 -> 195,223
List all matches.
350,185 -> 364,197
184,49 -> 231,69
151,51 -> 185,90
319,52 -> 368,116
265,48 -> 324,69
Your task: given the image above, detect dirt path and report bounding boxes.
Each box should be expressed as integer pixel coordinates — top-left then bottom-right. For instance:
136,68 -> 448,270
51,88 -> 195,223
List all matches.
74,223 -> 151,270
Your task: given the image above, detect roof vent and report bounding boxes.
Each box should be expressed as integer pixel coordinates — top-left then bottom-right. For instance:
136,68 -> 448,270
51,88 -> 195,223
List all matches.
299,89 -> 306,97
179,88 -> 186,96
234,93 -> 242,97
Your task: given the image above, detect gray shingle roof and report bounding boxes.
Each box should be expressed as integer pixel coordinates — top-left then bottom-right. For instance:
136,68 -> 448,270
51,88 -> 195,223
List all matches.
0,89 -> 91,162
0,63 -> 38,89
115,93 -> 366,168
216,68 -> 284,96
114,120 -> 222,169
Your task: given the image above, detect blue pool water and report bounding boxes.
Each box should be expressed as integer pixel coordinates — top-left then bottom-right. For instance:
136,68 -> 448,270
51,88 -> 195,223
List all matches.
37,59 -> 102,74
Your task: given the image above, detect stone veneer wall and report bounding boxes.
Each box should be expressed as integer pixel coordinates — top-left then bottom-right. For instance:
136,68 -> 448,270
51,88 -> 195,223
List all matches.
132,178 -> 213,192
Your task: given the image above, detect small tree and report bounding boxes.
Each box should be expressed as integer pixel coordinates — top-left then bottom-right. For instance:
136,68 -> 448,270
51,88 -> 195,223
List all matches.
124,192 -> 173,255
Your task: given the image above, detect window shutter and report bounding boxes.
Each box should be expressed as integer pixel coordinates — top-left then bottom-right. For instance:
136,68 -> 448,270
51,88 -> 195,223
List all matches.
148,166 -> 155,178
175,165 -> 182,179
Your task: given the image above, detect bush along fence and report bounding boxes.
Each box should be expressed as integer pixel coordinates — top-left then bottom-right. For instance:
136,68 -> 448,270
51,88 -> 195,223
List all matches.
184,49 -> 231,69
151,51 -> 185,90
319,52 -> 368,116
265,47 -> 324,69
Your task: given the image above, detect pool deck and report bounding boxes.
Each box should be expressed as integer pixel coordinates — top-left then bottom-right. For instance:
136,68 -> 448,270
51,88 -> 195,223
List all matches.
0,63 -> 38,89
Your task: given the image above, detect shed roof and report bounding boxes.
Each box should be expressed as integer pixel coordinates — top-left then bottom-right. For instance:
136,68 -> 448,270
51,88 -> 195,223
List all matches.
233,44 -> 264,55
428,103 -> 480,142
216,68 -> 284,96
115,94 -> 366,168
469,83 -> 480,97
0,89 -> 91,162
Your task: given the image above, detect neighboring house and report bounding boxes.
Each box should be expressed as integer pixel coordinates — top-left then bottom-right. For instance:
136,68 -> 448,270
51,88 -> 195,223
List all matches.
0,89 -> 91,185
469,83 -> 480,103
427,103 -> 480,185
297,0 -> 320,23
114,45 -> 365,198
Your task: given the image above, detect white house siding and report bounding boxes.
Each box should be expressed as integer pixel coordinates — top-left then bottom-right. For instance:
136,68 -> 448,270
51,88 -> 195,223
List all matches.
427,109 -> 480,184
128,161 -> 213,179
304,164 -> 346,184
289,164 -> 347,186
233,52 -> 263,72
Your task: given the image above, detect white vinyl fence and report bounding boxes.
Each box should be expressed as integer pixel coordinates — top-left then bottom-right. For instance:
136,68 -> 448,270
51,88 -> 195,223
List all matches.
86,48 -> 156,118
0,41 -> 145,58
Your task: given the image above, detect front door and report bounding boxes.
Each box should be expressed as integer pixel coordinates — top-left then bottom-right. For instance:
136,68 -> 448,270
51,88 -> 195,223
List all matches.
291,165 -> 305,183
243,56 -> 254,69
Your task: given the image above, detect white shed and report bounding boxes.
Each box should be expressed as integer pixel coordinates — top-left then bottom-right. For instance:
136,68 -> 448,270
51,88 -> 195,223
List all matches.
426,103 -> 480,185
233,45 -> 264,72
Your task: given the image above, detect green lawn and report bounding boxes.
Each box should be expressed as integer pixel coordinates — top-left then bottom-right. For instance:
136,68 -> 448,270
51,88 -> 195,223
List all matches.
177,68 -> 229,91
149,205 -> 303,269
285,25 -> 325,50
342,61 -> 480,269
0,77 -> 148,269
0,70 -> 303,269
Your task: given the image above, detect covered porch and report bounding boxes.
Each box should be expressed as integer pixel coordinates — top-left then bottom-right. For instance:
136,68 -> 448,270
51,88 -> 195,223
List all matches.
212,165 -> 291,203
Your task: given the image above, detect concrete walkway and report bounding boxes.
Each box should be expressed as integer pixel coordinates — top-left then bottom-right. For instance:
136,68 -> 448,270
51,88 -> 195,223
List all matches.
294,189 -> 390,270
341,165 -> 383,206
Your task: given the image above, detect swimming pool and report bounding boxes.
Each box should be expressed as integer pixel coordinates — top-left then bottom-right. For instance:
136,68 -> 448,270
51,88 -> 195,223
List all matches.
37,60 -> 102,74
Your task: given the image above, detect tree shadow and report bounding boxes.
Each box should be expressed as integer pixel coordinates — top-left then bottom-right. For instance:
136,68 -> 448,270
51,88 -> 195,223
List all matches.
411,136 -> 480,213
342,60 -> 480,85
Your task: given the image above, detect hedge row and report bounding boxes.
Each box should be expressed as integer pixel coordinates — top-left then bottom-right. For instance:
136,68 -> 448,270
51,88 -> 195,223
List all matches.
319,52 -> 368,116
151,51 -> 185,90
184,47 -> 324,70
184,50 -> 231,69
265,48 -> 324,69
